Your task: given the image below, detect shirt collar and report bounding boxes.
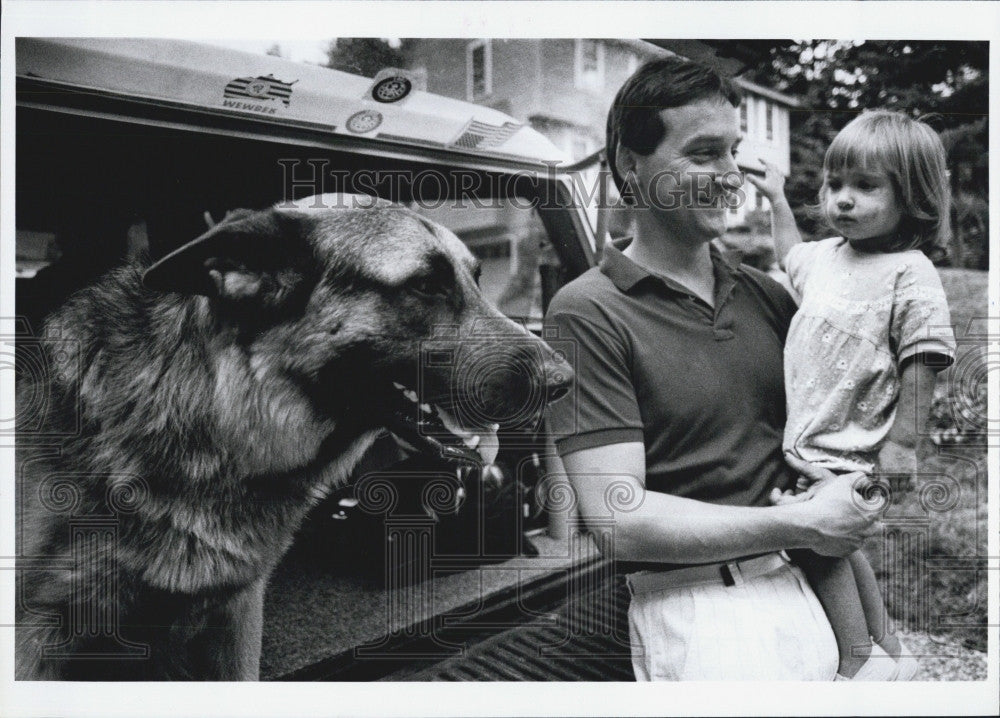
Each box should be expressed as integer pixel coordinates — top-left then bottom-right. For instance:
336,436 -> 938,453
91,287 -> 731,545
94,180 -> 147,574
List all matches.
599,238 -> 742,295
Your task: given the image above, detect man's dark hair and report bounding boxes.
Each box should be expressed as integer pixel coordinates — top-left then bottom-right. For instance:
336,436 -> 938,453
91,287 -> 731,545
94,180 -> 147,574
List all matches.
606,56 -> 741,196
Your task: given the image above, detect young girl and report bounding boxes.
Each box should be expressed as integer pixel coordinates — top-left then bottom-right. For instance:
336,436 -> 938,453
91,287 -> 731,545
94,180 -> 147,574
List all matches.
749,110 -> 957,680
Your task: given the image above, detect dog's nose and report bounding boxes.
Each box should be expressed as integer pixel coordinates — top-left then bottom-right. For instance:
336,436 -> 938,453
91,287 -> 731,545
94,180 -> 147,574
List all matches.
543,353 -> 574,403
547,382 -> 570,402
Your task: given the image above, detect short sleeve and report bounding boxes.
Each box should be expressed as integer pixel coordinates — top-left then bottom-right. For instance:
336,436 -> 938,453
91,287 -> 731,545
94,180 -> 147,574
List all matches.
890,256 -> 956,366
783,240 -> 822,297
544,308 -> 644,456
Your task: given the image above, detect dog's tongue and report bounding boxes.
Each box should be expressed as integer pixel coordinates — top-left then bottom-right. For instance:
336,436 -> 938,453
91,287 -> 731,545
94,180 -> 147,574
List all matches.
437,408 -> 500,465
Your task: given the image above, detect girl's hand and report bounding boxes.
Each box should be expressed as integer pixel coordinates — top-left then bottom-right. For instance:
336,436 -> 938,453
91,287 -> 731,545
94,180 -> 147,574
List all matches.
784,452 -> 819,494
745,159 -> 787,203
769,486 -> 812,505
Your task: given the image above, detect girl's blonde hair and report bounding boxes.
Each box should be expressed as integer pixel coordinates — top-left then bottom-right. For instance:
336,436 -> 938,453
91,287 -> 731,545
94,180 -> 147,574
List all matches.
822,110 -> 952,252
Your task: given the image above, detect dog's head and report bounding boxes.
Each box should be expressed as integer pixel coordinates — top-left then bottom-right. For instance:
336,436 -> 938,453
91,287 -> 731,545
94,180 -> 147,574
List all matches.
144,194 -> 572,465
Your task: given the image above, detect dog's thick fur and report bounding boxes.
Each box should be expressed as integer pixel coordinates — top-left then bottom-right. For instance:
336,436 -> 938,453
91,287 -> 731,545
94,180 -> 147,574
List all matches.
16,195 -> 571,680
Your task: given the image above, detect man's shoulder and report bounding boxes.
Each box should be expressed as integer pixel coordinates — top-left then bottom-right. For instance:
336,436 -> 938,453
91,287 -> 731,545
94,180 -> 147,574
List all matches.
547,266 -> 616,316
737,262 -> 793,299
735,262 -> 798,321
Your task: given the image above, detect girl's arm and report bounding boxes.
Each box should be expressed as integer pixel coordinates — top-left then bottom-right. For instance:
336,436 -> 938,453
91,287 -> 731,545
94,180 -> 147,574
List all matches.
746,159 -> 803,268
878,359 -> 938,474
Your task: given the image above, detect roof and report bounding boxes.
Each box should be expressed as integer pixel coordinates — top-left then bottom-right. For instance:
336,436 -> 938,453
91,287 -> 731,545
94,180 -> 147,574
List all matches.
16,38 -> 569,166
639,39 -> 747,76
733,77 -> 801,108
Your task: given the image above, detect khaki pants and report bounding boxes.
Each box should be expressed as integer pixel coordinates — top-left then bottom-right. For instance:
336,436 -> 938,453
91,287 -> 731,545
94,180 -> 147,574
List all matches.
626,553 -> 839,681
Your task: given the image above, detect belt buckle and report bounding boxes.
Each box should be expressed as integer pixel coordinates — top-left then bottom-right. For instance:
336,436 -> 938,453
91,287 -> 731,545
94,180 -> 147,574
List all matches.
720,562 -> 737,587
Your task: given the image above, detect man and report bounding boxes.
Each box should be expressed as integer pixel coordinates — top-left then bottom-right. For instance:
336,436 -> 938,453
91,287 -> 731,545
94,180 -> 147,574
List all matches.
544,57 -> 881,681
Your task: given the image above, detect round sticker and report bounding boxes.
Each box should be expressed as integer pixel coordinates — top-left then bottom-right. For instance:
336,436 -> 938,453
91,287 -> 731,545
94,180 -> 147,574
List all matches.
372,76 -> 412,103
346,109 -> 384,134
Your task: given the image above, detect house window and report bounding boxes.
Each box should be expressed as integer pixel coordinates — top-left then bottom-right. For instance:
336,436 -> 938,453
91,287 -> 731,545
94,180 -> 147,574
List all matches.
466,40 -> 492,100
574,40 -> 605,91
739,102 -> 748,134
765,101 -> 774,141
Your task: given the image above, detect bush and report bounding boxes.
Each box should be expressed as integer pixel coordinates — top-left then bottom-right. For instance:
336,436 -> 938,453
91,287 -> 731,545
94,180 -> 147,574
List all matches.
928,383 -> 989,446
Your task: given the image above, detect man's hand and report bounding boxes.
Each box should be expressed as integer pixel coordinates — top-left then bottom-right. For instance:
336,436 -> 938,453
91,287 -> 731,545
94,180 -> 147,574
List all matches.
781,455 -> 883,557
745,159 -> 787,204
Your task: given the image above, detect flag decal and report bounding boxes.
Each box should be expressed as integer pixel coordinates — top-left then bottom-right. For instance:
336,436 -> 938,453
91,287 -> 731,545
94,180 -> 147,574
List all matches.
451,120 -> 522,150
223,74 -> 297,108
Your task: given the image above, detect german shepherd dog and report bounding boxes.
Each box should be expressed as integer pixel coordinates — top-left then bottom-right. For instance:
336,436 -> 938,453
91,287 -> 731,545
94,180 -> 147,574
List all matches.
16,194 -> 572,680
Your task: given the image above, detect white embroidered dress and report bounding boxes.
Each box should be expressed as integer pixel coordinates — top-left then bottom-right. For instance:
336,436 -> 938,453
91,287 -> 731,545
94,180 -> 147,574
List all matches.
783,238 -> 956,473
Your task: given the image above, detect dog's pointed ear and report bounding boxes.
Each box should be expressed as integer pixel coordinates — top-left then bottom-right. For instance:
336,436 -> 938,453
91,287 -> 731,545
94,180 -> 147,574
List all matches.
143,209 -> 308,301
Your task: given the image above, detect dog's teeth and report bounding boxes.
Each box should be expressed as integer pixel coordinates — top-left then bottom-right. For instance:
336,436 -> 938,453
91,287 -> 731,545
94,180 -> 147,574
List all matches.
403,390 -> 418,403
419,403 -> 432,414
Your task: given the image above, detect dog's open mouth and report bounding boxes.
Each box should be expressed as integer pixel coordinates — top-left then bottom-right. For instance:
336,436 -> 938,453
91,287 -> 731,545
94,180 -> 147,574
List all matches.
381,382 -> 500,466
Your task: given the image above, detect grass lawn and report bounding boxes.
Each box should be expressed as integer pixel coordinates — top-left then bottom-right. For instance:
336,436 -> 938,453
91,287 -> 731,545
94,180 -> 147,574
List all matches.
864,268 -> 990,652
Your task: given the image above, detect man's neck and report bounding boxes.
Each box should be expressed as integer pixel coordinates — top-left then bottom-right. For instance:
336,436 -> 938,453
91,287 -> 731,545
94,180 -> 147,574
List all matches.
623,213 -> 716,305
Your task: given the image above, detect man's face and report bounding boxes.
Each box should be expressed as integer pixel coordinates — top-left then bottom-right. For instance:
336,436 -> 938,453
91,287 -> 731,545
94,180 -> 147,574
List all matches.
626,97 -> 743,244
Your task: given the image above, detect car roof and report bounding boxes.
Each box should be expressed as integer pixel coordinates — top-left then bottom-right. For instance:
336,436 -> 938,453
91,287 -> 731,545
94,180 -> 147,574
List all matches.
16,38 -> 569,168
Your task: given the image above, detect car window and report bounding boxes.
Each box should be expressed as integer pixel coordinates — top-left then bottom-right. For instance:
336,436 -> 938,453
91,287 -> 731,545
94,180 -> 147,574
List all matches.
415,200 -> 558,326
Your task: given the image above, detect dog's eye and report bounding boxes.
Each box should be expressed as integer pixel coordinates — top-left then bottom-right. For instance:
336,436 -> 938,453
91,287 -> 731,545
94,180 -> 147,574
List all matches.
410,276 -> 448,298
409,255 -> 457,298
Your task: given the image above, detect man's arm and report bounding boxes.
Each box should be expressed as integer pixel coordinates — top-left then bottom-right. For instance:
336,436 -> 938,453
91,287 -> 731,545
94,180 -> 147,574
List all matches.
563,442 -> 881,564
746,159 -> 802,268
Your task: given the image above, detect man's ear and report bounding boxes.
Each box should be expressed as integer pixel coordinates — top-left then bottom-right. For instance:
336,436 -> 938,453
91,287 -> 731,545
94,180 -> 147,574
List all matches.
615,144 -> 638,181
143,208 -> 308,304
614,144 -> 641,205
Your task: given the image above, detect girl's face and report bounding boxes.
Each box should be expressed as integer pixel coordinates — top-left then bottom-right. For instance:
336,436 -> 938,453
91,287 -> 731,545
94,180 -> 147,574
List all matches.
823,166 -> 903,245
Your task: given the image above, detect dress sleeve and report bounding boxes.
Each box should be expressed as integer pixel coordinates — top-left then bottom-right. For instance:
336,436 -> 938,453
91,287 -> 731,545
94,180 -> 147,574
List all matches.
783,240 -> 820,297
890,256 -> 957,366
544,307 -> 645,456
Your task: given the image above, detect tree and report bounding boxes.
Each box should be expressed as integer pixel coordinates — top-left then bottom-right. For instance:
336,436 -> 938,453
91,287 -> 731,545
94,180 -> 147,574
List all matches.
941,117 -> 989,269
324,38 -> 417,78
709,40 -> 988,265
